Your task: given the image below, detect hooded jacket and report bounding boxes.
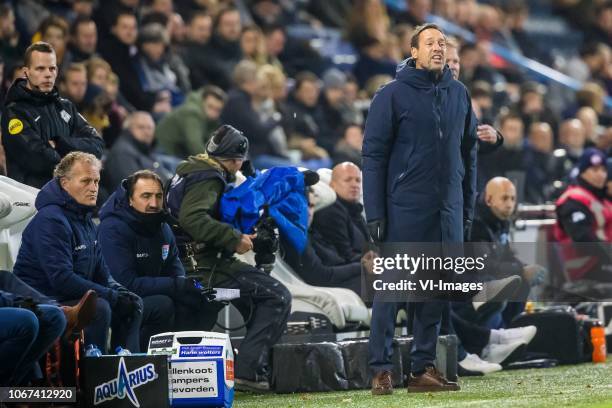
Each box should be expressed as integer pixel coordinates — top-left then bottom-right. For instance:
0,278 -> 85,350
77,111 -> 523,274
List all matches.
12,179 -> 118,303
98,184 -> 185,298
155,89 -> 220,158
1,78 -> 103,188
175,155 -> 242,257
362,58 -> 478,242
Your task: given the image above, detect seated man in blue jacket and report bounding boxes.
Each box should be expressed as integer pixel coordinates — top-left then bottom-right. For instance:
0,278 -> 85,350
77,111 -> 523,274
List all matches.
98,170 -> 214,350
13,152 -> 143,353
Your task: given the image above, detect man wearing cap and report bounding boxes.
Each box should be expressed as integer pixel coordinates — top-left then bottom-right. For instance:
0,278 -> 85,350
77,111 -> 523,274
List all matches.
166,124 -> 291,392
554,148 -> 612,283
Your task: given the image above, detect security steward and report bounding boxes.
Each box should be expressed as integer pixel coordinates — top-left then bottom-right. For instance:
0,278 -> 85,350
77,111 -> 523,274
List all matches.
554,148 -> 612,283
166,124 -> 291,392
1,41 -> 103,188
98,170 -> 215,351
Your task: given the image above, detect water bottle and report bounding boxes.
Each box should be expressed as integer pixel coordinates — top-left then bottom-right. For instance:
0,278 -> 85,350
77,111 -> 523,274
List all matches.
85,344 -> 102,357
591,322 -> 607,363
115,346 -> 132,356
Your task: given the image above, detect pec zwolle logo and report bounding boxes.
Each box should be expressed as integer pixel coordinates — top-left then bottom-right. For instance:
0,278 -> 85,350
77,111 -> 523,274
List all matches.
93,357 -> 157,407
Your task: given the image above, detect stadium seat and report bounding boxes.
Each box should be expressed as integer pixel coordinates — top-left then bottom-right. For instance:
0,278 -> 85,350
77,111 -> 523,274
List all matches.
0,176 -> 39,271
238,251 -> 371,330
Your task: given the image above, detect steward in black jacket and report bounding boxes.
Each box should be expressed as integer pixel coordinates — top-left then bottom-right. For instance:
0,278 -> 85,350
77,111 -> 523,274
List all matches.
2,77 -> 103,188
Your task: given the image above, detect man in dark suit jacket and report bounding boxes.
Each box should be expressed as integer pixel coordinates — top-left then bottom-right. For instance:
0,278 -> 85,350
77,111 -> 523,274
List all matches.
311,162 -> 369,263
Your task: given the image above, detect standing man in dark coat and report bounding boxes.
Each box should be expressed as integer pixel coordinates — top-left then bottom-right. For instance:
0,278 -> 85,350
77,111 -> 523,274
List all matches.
1,41 -> 103,188
362,24 -> 478,394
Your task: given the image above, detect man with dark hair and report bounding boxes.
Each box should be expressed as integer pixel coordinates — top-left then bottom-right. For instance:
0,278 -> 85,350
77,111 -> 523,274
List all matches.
166,124 -> 291,392
156,85 -> 227,158
181,6 -> 242,90
68,16 -> 98,62
1,41 -> 103,188
99,11 -> 167,111
60,62 -> 88,107
98,170 -> 213,350
13,152 -> 143,353
363,23 -> 476,394
180,11 -> 213,89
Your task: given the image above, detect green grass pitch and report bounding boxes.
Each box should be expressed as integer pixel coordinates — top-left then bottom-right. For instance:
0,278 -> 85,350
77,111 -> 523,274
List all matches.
235,360 -> 612,408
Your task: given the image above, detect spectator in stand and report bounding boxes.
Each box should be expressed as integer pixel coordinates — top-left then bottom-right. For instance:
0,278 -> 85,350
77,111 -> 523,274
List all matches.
189,6 -> 243,90
393,0 -> 431,26
585,1 -> 612,46
86,57 -> 129,147
136,23 -> 190,107
180,11 -> 213,89
93,0 -> 139,43
516,81 -> 559,133
262,23 -> 286,70
282,71 -> 332,165
36,16 -> 71,73
156,85 -> 226,159
60,62 -> 88,109
524,122 -> 557,203
316,68 -> 354,153
69,0 -> 95,21
0,5 -> 24,68
100,11 -> 171,113
470,80 -> 495,124
346,0 -> 391,52
353,36 -> 398,89
333,124 -> 363,167
574,82 -> 611,126
576,106 -> 602,148
103,111 -> 173,192
68,16 -> 98,63
306,0 -> 351,28
240,25 -> 267,67
221,60 -> 284,166
394,24 -> 415,60
479,112 -> 528,189
458,43 -> 497,88
558,118 -> 587,167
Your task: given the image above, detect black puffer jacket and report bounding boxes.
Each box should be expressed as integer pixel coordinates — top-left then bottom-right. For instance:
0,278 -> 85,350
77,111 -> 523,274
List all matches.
1,78 -> 103,188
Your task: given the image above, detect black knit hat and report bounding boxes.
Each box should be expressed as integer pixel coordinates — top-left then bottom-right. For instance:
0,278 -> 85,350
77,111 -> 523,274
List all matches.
206,125 -> 249,160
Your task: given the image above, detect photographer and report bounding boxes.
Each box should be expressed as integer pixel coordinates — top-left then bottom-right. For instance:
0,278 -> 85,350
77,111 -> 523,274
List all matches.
166,124 -> 291,392
98,170 -> 217,351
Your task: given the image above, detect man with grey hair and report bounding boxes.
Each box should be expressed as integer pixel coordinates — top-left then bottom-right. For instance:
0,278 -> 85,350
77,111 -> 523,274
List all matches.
221,60 -> 282,162
13,152 -> 143,353
103,111 -> 174,192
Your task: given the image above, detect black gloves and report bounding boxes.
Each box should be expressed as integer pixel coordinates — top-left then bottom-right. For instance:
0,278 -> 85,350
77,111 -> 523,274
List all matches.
240,160 -> 256,178
174,277 -> 218,307
113,289 -> 142,319
367,219 -> 386,243
174,276 -> 202,297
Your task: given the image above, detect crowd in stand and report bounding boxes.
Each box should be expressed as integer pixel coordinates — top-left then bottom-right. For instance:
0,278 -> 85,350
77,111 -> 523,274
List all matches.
0,0 -> 611,394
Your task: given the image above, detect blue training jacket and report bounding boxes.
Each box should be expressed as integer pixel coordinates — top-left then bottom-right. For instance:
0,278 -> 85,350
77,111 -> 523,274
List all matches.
13,179 -> 119,303
98,183 -> 185,298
